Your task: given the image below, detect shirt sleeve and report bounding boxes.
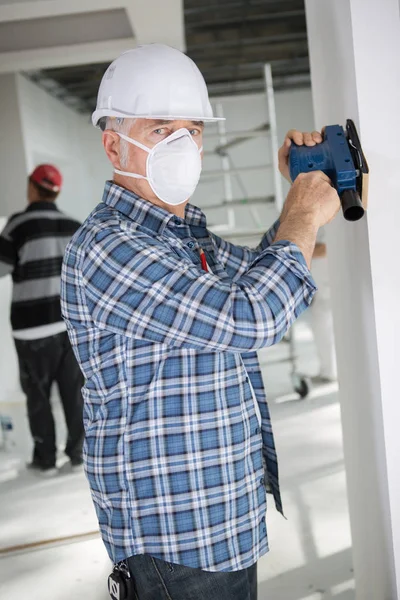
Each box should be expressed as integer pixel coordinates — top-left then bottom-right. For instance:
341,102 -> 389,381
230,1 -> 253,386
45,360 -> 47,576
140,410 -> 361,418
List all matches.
81,227 -> 316,353
210,219 -> 280,281
0,219 -> 17,277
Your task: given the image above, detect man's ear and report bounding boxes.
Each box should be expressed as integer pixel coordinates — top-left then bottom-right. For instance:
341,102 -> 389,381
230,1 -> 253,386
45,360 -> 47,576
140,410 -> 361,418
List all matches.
102,131 -> 122,169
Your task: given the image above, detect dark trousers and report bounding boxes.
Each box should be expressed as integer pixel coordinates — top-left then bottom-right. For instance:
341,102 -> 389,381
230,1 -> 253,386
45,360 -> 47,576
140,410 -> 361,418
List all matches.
14,331 -> 84,467
127,555 -> 257,600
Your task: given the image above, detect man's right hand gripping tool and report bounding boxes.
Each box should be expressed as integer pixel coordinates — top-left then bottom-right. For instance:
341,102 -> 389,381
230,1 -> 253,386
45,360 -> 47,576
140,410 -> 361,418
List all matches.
289,119 -> 369,222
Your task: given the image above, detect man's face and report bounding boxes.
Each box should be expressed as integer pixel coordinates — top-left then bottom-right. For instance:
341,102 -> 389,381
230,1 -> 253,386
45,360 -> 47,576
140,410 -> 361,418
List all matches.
104,118 -> 204,210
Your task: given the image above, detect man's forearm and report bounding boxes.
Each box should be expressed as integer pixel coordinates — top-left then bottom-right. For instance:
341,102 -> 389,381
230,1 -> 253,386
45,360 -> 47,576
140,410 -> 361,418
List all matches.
273,213 -> 319,269
270,169 -> 340,269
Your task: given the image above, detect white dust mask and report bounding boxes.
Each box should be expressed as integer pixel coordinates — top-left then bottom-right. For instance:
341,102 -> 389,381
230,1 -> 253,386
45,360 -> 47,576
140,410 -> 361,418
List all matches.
114,128 -> 203,206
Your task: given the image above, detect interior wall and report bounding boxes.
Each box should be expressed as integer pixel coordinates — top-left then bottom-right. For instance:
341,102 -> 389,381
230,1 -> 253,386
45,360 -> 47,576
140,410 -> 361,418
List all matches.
16,74 -> 111,223
0,75 -> 111,405
0,76 -> 28,405
305,0 -> 400,596
0,74 -> 28,217
193,87 -> 314,235
0,214 -> 20,405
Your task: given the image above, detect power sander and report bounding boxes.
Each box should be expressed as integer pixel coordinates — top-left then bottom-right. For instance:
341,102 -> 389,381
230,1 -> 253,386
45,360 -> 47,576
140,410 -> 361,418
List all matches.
289,119 -> 369,221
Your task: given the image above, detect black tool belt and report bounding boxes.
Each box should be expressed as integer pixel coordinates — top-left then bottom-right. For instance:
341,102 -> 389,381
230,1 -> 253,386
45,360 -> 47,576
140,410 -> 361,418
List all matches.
108,561 -> 135,600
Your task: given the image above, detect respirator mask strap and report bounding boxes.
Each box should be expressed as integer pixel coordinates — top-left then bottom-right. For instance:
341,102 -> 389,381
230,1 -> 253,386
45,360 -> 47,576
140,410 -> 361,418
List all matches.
117,133 -> 150,153
114,169 -> 148,180
114,133 -> 151,180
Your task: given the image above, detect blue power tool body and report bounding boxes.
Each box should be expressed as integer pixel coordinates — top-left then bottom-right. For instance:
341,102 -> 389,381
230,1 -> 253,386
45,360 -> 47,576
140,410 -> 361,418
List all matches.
289,119 -> 368,221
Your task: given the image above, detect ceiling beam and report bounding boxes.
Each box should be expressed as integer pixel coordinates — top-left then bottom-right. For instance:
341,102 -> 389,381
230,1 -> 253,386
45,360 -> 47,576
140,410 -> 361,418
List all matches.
185,0 -> 303,15
207,73 -> 311,96
195,52 -> 309,75
0,38 -> 135,74
198,55 -> 310,71
186,9 -> 305,30
188,32 -> 308,53
0,0 -> 126,23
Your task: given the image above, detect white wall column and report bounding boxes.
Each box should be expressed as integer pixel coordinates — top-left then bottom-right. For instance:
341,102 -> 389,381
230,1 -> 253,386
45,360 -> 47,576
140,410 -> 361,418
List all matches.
16,74 -> 111,223
0,74 -> 29,216
0,73 -> 112,405
305,1 -> 400,598
0,75 -> 28,403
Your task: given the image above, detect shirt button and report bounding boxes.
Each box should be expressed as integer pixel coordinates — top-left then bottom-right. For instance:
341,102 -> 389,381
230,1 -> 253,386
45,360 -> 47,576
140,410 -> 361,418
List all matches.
261,516 -> 265,522
260,477 -> 265,486
174,218 -> 181,225
187,241 -> 195,249
255,427 -> 260,435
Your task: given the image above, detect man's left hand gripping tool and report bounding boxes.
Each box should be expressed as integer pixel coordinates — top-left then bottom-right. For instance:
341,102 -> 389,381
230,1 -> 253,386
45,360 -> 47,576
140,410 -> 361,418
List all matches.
289,119 -> 369,222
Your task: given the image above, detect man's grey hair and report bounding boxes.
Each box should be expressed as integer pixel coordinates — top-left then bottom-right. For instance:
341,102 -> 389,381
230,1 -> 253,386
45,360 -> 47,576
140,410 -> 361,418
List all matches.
100,117 -> 135,168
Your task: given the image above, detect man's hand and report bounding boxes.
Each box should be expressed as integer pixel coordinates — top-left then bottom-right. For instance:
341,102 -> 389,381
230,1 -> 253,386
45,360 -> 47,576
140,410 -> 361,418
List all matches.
282,171 -> 340,228
275,171 -> 340,268
278,129 -> 323,183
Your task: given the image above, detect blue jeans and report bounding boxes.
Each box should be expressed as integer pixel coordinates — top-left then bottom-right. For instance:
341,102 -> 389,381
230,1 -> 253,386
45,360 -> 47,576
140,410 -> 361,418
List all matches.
127,554 -> 257,600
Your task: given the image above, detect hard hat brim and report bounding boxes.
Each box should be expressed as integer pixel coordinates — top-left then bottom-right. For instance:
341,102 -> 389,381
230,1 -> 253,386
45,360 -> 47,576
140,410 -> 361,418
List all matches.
92,109 -> 225,128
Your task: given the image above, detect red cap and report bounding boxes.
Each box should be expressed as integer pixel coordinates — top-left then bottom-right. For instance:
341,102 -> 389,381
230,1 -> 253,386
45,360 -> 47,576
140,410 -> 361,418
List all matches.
30,164 -> 63,193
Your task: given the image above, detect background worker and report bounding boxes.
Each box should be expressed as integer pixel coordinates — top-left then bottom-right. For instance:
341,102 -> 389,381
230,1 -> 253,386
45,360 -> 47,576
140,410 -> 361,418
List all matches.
61,44 -> 340,599
0,165 -> 84,476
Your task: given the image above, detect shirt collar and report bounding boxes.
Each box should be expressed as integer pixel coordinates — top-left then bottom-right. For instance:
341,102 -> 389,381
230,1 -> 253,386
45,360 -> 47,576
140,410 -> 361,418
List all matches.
102,181 -> 207,235
26,201 -> 59,212
184,202 -> 207,228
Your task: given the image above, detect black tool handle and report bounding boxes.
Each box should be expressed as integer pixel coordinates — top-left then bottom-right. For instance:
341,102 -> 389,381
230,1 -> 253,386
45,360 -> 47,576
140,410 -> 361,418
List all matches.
340,189 -> 364,222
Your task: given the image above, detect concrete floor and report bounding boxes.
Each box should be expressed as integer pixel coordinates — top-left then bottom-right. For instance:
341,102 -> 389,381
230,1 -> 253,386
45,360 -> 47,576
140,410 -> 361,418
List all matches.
0,322 -> 354,600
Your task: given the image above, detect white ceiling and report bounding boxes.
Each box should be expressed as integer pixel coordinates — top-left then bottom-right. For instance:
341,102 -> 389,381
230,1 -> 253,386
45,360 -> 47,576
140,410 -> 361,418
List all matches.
0,9 -> 133,53
0,0 -> 38,4
0,0 -> 185,72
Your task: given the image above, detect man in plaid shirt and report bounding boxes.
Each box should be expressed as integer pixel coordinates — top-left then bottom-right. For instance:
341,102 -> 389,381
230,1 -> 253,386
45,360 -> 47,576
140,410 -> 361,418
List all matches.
61,44 -> 340,599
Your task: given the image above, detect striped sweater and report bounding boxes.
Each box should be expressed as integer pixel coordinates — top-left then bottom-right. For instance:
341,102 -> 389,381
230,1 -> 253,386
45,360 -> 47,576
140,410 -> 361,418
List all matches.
0,201 -> 80,334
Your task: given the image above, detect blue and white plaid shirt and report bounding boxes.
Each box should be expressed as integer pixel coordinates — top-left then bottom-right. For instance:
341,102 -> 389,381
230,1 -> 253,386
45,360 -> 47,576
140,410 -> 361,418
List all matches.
61,181 -> 316,572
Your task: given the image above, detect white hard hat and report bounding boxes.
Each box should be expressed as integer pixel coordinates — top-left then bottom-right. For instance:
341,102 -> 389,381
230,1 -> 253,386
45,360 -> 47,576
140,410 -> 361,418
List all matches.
92,43 -> 223,127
